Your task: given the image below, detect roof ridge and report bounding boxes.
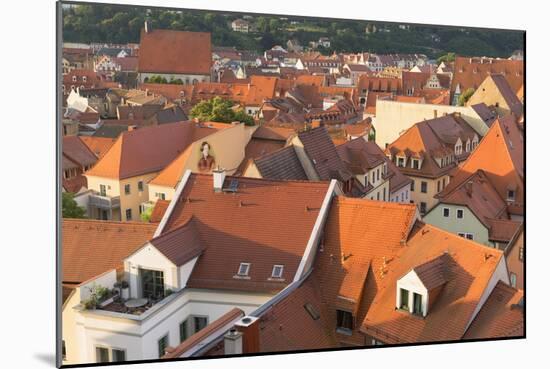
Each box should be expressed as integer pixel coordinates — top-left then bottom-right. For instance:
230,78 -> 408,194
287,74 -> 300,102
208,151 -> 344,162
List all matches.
62,218 -> 157,227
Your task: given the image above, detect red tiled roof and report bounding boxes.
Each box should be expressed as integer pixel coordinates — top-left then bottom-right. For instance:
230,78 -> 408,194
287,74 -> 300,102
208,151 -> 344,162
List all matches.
79,136 -> 117,159
149,217 -> 205,266
150,199 -> 170,223
62,219 -> 157,284
160,174 -> 331,293
439,115 -> 524,209
63,135 -> 98,168
464,281 -> 524,339
86,121 -> 206,180
362,221 -> 504,344
138,29 -> 211,75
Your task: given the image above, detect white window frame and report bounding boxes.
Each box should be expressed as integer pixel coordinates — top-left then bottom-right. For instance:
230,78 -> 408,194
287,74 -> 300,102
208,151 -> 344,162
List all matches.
443,207 -> 450,217
271,264 -> 284,279
456,209 -> 464,219
237,262 -> 251,276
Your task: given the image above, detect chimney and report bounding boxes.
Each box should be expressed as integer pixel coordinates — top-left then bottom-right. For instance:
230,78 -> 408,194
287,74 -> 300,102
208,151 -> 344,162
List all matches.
433,109 -> 438,119
224,329 -> 243,355
234,316 -> 260,354
213,167 -> 226,192
465,180 -> 473,197
128,125 -> 137,132
144,20 -> 152,33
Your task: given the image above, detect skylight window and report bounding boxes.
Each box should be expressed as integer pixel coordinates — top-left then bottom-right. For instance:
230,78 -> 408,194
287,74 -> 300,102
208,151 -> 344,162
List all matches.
303,303 -> 320,320
271,265 -> 284,279
237,263 -> 251,276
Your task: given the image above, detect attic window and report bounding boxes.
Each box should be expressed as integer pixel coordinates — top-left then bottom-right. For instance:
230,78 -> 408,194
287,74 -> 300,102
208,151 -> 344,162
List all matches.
271,265 -> 284,279
336,310 -> 353,334
237,263 -> 251,276
411,159 -> 419,169
399,288 -> 409,310
507,190 -> 515,201
304,303 -> 320,320
412,293 -> 423,315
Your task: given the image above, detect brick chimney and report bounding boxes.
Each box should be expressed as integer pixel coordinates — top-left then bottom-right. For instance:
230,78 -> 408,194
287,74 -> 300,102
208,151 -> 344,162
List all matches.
234,316 -> 260,354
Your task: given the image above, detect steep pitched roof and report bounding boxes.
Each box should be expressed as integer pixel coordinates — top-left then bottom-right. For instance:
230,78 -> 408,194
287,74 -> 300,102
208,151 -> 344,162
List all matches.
63,135 -> 98,168
488,74 -> 524,117
148,122 -> 230,187
79,136 -> 117,159
138,28 -> 211,75
62,219 -> 157,284
361,221 -> 504,344
298,127 -> 352,181
464,281 -> 524,339
160,174 -> 331,293
451,56 -> 524,100
86,121 -> 207,180
337,138 -> 385,174
439,115 -> 524,209
149,217 -> 205,266
412,253 -> 450,290
254,146 -> 308,180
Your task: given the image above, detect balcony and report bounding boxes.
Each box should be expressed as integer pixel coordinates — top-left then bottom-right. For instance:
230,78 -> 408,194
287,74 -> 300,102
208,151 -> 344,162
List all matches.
89,193 -> 120,209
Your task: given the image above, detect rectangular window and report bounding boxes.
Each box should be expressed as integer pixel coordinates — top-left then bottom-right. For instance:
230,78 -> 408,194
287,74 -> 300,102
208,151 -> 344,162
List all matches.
399,288 -> 409,310
112,349 -> 126,362
237,262 -> 250,276
271,265 -> 284,278
413,293 -> 422,315
443,208 -> 450,217
141,269 -> 164,299
336,310 -> 353,332
437,181 -> 441,192
125,208 -> 132,221
410,180 -> 415,191
508,190 -> 515,201
466,233 -> 474,240
179,320 -> 188,343
377,168 -> 380,181
124,184 -> 131,195
376,192 -> 380,201
383,187 -> 386,201
397,157 -> 404,167
420,181 -> 428,193
372,171 -> 375,184
99,184 -> 106,197
96,347 -> 109,363
194,316 -> 208,333
138,181 -> 144,192
62,341 -> 67,361
457,209 -> 464,219
412,159 -> 419,169
158,335 -> 169,358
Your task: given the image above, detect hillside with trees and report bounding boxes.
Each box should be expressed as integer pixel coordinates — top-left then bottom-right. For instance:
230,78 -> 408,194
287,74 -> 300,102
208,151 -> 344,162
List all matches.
62,4 -> 523,59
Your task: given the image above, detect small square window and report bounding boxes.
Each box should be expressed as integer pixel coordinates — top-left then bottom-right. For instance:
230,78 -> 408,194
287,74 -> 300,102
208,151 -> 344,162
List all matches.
443,208 -> 450,217
237,263 -> 250,276
466,233 -> 474,240
336,309 -> 353,332
194,316 -> 208,333
271,265 -> 284,278
457,209 -> 464,219
112,349 -> 126,362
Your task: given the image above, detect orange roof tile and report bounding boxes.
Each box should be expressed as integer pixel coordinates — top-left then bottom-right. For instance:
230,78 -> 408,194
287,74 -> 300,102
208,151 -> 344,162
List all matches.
464,281 -> 524,339
62,219 -> 156,284
138,29 -> 211,75
79,136 -> 117,159
160,174 -> 331,293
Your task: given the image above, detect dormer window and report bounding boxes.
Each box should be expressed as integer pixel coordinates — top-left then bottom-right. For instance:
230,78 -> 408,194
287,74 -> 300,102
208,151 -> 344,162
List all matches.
399,288 -> 410,310
465,140 -> 471,152
411,159 -> 419,170
237,263 -> 250,277
397,156 -> 405,167
454,143 -> 462,155
271,265 -> 284,279
412,293 -> 423,315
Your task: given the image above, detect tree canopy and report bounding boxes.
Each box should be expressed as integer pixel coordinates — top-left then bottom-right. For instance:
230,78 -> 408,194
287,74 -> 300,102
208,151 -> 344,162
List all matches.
63,4 -> 523,59
62,192 -> 87,219
458,88 -> 476,106
189,96 -> 255,126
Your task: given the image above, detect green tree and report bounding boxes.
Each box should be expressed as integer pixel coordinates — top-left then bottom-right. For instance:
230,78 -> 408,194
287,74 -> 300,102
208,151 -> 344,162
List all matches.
62,192 -> 87,219
190,97 -> 255,126
458,88 -> 475,106
140,206 -> 153,222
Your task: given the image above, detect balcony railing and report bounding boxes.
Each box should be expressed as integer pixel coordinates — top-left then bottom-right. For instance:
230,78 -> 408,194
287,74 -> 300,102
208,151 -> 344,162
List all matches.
89,193 -> 120,209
